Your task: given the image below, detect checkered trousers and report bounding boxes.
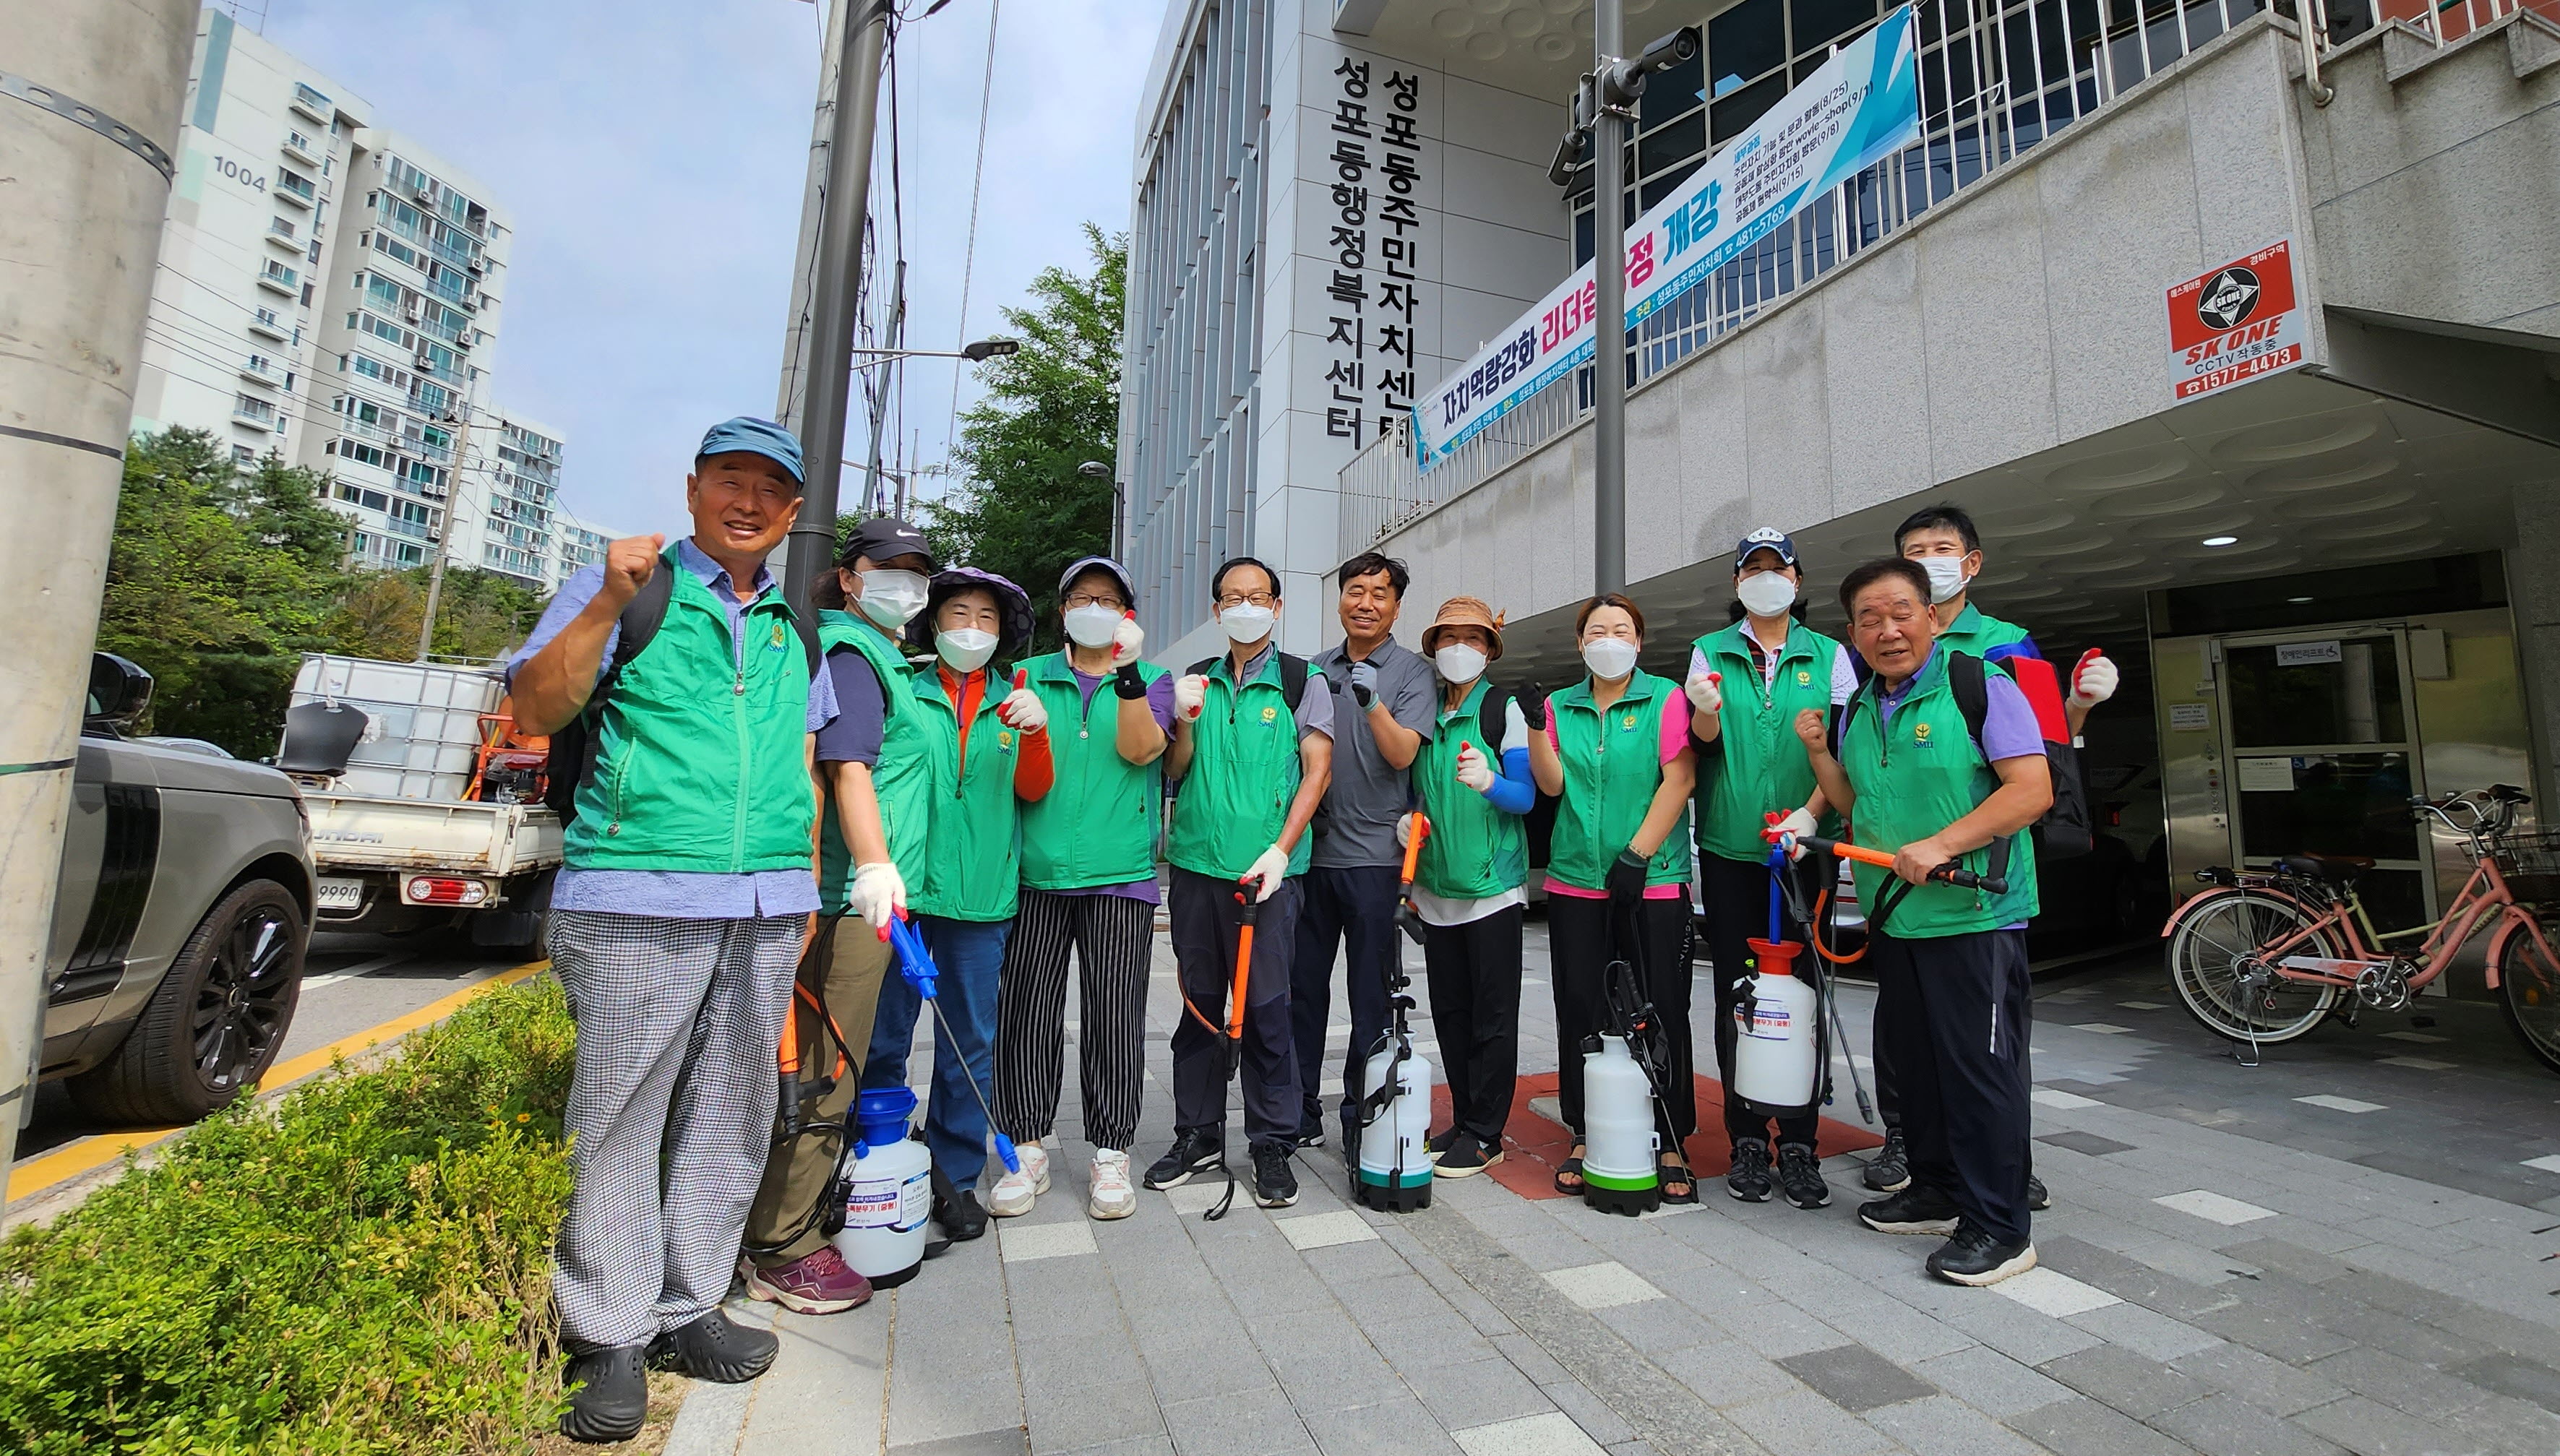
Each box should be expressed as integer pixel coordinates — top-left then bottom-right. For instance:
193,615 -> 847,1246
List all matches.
550,909 -> 803,1349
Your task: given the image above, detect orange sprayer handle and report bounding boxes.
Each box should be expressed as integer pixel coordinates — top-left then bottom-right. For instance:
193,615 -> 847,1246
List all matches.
1400,813 -> 1431,888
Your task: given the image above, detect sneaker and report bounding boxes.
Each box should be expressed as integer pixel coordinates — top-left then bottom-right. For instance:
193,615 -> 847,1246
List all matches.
1857,1184 -> 1963,1236
648,1309 -> 778,1384
559,1344 -> 649,1443
1293,1121 -> 1328,1149
1863,1127 -> 1910,1192
1726,1138 -> 1774,1202
739,1246 -> 872,1315
1425,1126 -> 1462,1160
1145,1128 -> 1224,1189
1777,1143 -> 1831,1210
933,1188 -> 989,1242
1927,1222 -> 2037,1286
1089,1149 -> 1138,1220
1434,1131 -> 1503,1179
1252,1140 -> 1300,1207
2027,1173 -> 2051,1212
989,1141 -> 1050,1218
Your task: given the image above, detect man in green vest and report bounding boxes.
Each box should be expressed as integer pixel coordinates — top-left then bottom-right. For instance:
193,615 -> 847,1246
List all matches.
505,418 -> 833,1442
1791,557 -> 2052,1288
1146,556 -> 1335,1210
987,556 -> 1172,1223
736,517 -> 937,1319
1686,527 -> 1855,1210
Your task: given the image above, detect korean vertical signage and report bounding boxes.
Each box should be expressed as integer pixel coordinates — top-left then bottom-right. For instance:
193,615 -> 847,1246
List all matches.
1323,58 -> 1424,449
1414,5 -> 1922,470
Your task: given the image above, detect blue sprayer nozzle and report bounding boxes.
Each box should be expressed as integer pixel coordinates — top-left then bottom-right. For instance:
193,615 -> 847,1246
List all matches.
993,1132 -> 1021,1174
887,913 -> 939,999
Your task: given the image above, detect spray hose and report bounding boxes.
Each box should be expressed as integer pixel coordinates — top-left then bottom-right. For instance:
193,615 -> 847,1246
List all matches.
1172,874 -> 1268,1220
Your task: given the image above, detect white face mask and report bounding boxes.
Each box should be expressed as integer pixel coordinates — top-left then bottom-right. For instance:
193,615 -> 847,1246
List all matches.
1581,637 -> 1639,682
1220,603 -> 1276,645
1435,644 -> 1487,685
1736,572 -> 1797,619
856,568 -> 930,629
1062,604 -> 1121,650
935,627 -> 998,673
1920,556 -> 1971,606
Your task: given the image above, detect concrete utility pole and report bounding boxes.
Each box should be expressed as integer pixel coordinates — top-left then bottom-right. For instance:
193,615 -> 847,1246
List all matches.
781,0 -> 893,642
0,0 -> 197,1211
414,405 -> 476,661
1591,0 -> 1629,597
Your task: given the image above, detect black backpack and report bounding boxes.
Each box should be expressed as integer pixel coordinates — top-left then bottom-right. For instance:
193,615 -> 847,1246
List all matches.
1185,651 -> 1315,717
1837,650 -> 2092,862
542,569 -> 820,824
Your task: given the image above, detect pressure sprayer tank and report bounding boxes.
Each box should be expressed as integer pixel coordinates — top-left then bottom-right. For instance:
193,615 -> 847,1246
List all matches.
1732,938 -> 1821,1117
1354,1041 -> 1434,1212
833,1085 -> 932,1288
1580,1034 -> 1661,1216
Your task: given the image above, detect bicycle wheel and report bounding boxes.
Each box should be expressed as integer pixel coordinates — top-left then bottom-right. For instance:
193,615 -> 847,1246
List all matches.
2491,908 -> 2560,1076
2166,888 -> 2340,1044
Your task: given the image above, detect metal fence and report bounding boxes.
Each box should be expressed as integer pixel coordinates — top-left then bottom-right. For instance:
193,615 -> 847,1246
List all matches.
1336,0 -> 2400,563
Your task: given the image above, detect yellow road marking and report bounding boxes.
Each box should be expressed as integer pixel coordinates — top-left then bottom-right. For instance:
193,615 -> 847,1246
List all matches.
7,960 -> 547,1205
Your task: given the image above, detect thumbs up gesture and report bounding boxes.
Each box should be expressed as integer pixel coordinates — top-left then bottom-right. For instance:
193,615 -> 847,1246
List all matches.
1685,669 -> 1722,716
998,668 -> 1048,733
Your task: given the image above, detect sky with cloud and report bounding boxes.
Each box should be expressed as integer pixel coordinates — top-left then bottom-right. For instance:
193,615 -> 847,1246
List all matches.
255,0 -> 1161,539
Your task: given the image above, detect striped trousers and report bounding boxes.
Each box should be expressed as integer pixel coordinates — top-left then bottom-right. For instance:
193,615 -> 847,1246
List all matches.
550,910 -> 802,1350
992,889 -> 1154,1153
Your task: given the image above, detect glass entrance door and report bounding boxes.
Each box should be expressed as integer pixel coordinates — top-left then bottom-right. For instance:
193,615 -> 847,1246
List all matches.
2215,629 -> 2435,930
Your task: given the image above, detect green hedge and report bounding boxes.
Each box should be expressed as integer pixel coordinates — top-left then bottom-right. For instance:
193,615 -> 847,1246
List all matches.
0,978 -> 577,1455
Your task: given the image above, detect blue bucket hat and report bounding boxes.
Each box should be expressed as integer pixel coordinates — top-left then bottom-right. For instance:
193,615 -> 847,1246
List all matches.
696,416 -> 804,487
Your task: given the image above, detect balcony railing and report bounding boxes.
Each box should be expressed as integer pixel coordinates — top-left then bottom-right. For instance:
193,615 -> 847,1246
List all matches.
1336,0 -> 2384,561
247,309 -> 288,340
255,261 -> 298,294
290,82 -> 331,123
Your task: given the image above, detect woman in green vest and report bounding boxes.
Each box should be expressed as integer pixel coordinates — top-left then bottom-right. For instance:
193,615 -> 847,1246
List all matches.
1685,527 -> 1855,1211
1525,594 -> 1700,1201
1402,597 -> 1533,1179
986,556 -> 1171,1224
858,567 -> 1053,1241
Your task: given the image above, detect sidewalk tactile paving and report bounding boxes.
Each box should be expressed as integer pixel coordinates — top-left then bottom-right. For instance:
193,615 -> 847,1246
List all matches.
1274,1210 -> 1380,1250
2295,1094 -> 2386,1113
2153,1189 -> 2277,1225
1541,1262 -> 1664,1310
1992,1267 -> 2123,1318
1451,1411 -> 1610,1456
1000,1220 -> 1099,1263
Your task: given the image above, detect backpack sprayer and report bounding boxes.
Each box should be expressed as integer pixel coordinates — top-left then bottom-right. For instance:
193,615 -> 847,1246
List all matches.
1352,814 -> 1434,1212
1176,871 -> 1268,1220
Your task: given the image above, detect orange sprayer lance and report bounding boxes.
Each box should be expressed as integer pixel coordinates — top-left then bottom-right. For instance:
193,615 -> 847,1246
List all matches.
1774,831 -> 2009,896
1396,813 -> 1433,944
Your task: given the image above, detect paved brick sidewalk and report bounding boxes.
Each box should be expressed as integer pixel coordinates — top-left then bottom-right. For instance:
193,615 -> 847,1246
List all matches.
663,928 -> 2560,1456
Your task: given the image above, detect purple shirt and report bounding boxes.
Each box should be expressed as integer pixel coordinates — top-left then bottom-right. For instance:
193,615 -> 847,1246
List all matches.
506,538 -> 837,919
1044,665 -> 1180,905
1874,649 -> 2043,763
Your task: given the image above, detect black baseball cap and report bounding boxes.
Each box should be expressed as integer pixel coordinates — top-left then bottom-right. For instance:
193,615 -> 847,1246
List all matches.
838,517 -> 937,572
1735,526 -> 1798,568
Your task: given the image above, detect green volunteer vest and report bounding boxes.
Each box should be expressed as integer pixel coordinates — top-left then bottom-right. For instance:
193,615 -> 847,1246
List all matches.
1545,671 -> 1691,893
565,548 -> 816,872
1167,647 -> 1320,882
1935,601 -> 2031,660
1691,621 -> 1842,865
1018,652 -> 1168,890
1412,680 -> 1528,900
815,611 -> 933,916
1838,648 -> 2041,937
908,667 -> 1024,923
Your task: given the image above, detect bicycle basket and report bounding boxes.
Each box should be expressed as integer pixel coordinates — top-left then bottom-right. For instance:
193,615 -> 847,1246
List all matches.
2499,829 -> 2560,905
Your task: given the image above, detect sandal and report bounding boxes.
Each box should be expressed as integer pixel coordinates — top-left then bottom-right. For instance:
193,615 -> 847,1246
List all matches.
1554,1145 -> 1587,1194
1659,1158 -> 1698,1205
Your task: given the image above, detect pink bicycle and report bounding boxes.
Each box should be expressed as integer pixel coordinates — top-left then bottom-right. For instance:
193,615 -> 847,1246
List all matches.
2161,785 -> 2560,1072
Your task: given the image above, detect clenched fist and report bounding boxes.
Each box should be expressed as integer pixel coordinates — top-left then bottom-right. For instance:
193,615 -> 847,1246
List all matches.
1110,612 -> 1145,668
1793,707 -> 1829,757
1454,741 -> 1495,792
1174,673 -> 1208,722
600,533 -> 668,608
1685,669 -> 1723,716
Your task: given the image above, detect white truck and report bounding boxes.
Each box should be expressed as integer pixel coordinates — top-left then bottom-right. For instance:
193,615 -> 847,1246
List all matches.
278,654 -> 562,952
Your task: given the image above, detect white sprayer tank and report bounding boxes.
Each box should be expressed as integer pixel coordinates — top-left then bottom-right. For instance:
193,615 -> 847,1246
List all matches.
1580,1035 -> 1660,1214
1731,957 -> 1820,1113
1354,1041 -> 1433,1211
833,1087 -> 932,1288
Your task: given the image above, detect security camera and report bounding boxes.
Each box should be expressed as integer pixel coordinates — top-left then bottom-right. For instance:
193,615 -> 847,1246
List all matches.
1601,25 -> 1703,109
1639,25 -> 1702,72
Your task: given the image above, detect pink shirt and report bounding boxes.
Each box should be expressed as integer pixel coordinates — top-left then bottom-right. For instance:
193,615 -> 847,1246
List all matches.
1544,689 -> 1691,901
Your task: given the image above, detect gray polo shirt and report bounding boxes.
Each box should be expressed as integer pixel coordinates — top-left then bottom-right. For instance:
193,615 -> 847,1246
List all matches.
1310,637 -> 1438,869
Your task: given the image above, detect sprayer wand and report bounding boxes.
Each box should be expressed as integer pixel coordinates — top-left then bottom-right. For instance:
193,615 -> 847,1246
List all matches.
887,913 -> 1021,1177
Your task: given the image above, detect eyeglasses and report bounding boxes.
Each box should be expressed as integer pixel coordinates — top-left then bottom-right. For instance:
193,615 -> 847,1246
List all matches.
1216,592 -> 1277,611
1063,591 -> 1127,612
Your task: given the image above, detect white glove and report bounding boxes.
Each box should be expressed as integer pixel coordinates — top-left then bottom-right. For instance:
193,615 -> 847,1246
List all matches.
1454,741 -> 1495,793
1396,812 -> 1415,848
2069,651 -> 2118,711
998,686 -> 1048,733
1243,844 -> 1289,902
1685,669 -> 1723,716
1770,806 -> 1818,863
1109,613 -> 1145,668
1174,673 -> 1208,722
848,861 -> 906,934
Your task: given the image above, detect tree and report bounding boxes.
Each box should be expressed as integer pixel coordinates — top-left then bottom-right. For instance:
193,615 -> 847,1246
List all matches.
924,224 -> 1126,646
